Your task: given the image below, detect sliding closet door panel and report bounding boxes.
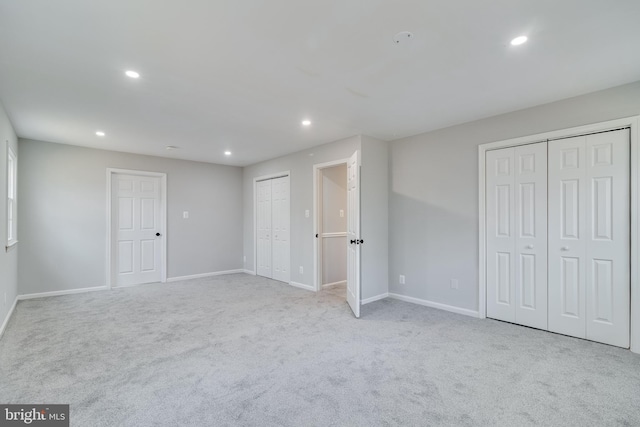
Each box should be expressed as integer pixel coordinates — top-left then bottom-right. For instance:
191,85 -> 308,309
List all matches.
271,176 -> 290,283
514,142 -> 547,329
486,148 -> 516,322
585,130 -> 629,347
549,136 -> 588,339
256,180 -> 272,278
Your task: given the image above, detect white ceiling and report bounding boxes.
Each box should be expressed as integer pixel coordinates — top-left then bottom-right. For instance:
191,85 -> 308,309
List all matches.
1,0 -> 639,166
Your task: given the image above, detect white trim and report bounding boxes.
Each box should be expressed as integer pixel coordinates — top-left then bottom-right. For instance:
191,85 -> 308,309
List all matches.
389,293 -> 480,318
5,240 -> 17,252
313,158 -> 349,292
106,168 -> 167,289
478,115 -> 640,353
6,143 -> 17,247
18,286 -> 109,300
0,296 -> 18,339
243,269 -> 256,275
321,232 -> 347,238
362,293 -> 389,305
322,280 -> 346,289
289,281 -> 315,292
166,269 -> 244,282
252,170 -> 290,281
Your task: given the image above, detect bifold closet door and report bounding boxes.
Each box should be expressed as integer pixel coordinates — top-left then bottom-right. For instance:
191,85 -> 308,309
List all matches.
548,129 -> 630,348
271,176 -> 290,283
256,179 -> 272,278
486,142 -> 548,329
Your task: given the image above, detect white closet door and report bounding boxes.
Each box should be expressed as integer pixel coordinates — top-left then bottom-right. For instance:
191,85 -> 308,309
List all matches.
549,129 -> 629,347
486,143 -> 547,327
549,136 -> 589,338
514,143 -> 548,329
271,176 -> 290,283
256,179 -> 272,278
586,130 -> 629,346
486,148 -> 516,322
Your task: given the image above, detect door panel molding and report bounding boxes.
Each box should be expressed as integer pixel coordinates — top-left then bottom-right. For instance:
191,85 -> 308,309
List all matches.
106,168 -> 167,289
478,115 -> 640,353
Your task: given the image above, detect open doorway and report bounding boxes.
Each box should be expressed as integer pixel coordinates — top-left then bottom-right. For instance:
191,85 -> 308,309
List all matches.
314,160 -> 348,299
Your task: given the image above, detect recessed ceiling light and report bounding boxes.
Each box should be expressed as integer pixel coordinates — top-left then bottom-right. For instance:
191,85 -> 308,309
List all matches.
95,131 -> 105,137
510,36 -> 528,46
224,151 -> 231,156
302,120 -> 311,126
125,70 -> 140,79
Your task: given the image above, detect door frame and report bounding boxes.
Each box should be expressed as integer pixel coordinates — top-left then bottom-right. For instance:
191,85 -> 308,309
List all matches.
106,168 -> 167,289
313,158 -> 350,292
253,171 -> 290,279
478,115 -> 640,353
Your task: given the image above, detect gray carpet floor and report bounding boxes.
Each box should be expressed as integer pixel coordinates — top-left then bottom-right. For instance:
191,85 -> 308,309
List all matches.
1,273 -> 639,426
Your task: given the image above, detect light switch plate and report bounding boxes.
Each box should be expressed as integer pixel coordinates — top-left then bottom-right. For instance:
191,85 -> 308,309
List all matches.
183,211 -> 189,219
305,210 -> 310,218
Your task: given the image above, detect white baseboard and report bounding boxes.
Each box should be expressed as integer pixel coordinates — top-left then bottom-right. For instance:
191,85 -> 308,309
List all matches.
0,296 -> 18,339
289,281 -> 315,292
388,293 -> 480,318
243,269 -> 256,275
166,269 -> 244,282
361,292 -> 389,305
322,280 -> 346,289
18,286 -> 109,300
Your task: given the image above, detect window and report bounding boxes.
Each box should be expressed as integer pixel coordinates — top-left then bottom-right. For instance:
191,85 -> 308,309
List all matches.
6,145 -> 17,248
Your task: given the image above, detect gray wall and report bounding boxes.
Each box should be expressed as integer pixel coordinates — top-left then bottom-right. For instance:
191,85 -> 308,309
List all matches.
389,80 -> 640,311
322,165 -> 347,233
243,135 -> 360,287
321,165 -> 347,285
18,139 -> 243,294
0,102 -> 18,327
360,135 -> 390,300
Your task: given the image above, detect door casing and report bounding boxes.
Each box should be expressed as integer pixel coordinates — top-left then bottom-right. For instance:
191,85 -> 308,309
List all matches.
313,158 -> 350,292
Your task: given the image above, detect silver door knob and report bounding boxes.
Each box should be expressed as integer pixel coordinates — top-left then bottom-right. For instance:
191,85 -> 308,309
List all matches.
561,246 -> 570,251
526,245 -> 534,249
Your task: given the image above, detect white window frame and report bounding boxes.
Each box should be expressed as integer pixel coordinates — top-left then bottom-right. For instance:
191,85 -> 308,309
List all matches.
6,144 -> 17,250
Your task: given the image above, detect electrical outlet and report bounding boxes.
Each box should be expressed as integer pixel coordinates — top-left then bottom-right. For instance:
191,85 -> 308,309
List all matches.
183,211 -> 189,219
399,275 -> 405,285
305,210 -> 310,218
243,255 -> 246,263
299,266 -> 304,274
450,279 -> 459,290
339,209 -> 344,218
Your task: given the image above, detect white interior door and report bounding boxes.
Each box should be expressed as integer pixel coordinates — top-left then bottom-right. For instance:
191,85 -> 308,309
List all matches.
486,142 -> 547,328
486,147 -> 516,322
256,179 -> 272,278
112,173 -> 162,286
271,176 -> 290,283
514,143 -> 548,329
346,150 -> 361,318
548,129 -> 630,347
